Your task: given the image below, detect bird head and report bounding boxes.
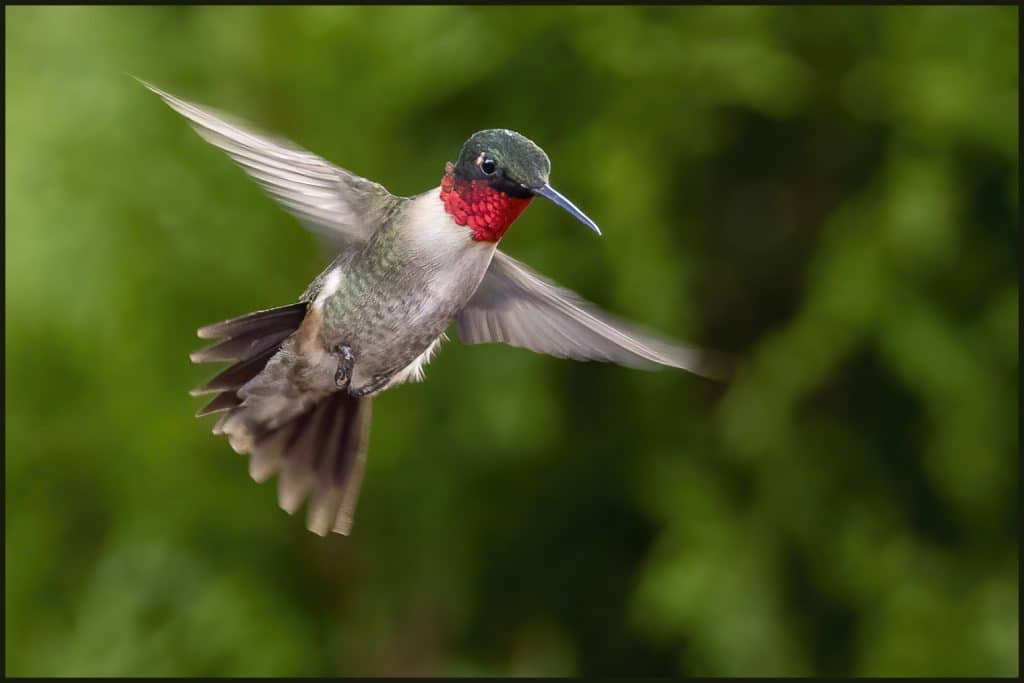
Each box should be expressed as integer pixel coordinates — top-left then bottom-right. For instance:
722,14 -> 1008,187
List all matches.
441,129 -> 601,242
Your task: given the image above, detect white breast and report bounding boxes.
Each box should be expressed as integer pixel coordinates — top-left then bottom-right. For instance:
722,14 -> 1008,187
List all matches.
402,188 -> 496,268
382,191 -> 498,390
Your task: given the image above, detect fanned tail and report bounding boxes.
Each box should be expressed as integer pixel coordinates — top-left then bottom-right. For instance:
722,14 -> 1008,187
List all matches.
191,303 -> 373,536
190,303 -> 308,407
250,391 -> 372,536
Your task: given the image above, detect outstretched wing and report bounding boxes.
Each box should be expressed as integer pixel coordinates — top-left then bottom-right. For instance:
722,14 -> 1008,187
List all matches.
457,251 -> 733,381
141,80 -> 399,248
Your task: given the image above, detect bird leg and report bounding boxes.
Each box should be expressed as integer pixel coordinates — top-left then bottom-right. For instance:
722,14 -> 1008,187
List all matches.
333,344 -> 355,390
349,373 -> 392,398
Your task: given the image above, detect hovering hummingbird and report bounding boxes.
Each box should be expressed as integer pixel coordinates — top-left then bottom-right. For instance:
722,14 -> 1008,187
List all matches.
143,81 -> 730,537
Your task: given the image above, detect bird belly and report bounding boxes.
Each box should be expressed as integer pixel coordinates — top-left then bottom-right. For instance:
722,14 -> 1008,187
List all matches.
316,273 -> 465,393
386,334 -> 447,388
344,311 -> 453,390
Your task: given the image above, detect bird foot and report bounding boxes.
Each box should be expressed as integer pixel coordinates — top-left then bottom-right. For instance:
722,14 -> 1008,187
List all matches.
349,374 -> 391,397
334,344 -> 355,389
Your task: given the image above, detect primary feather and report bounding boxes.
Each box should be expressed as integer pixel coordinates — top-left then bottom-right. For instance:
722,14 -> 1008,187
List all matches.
139,79 -> 393,247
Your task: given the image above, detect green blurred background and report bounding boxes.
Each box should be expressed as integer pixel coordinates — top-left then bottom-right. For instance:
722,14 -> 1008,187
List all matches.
5,5 -> 1018,677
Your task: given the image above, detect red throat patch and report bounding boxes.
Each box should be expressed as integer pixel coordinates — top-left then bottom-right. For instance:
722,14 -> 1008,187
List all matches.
440,162 -> 532,242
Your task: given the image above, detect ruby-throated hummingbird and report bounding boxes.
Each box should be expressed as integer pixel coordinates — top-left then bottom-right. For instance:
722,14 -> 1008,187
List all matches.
143,81 -> 730,536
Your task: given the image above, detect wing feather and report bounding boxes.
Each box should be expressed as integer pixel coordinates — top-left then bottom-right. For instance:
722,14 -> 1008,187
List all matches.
140,80 -> 398,247
457,251 -> 732,380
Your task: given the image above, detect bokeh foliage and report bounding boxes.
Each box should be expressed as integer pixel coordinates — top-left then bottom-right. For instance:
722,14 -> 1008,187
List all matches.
5,5 -> 1018,676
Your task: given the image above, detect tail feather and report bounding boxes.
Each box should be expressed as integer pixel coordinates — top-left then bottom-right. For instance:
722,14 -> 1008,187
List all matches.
265,392 -> 372,535
248,419 -> 295,483
197,303 -> 307,340
195,390 -> 243,417
276,403 -> 324,513
190,346 -> 283,396
191,302 -> 374,536
190,327 -> 294,363
309,394 -> 371,535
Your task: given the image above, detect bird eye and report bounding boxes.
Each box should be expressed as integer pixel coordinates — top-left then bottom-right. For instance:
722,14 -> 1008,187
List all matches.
480,157 -> 497,175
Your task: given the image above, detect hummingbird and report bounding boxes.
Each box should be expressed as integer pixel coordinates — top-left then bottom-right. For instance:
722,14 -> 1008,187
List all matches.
143,81 -> 730,537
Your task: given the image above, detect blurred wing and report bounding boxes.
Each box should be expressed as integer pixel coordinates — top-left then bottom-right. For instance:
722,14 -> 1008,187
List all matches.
457,251 -> 732,381
141,80 -> 398,248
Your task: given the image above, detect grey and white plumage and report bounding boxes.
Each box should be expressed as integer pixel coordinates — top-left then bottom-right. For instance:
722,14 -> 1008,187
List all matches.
143,81 -> 730,536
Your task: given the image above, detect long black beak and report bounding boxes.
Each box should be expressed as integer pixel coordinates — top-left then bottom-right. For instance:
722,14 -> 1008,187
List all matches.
533,184 -> 602,236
